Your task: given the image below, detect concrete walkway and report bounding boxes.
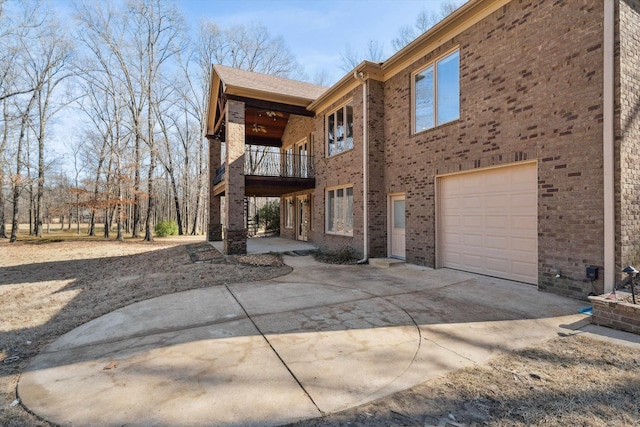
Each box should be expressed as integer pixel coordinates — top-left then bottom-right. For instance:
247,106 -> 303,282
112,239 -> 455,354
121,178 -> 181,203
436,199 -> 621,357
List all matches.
19,256 -> 609,426
210,237 -> 317,255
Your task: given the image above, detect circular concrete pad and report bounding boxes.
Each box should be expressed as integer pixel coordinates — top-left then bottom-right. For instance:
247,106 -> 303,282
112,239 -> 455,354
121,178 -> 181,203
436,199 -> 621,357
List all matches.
18,282 -> 420,426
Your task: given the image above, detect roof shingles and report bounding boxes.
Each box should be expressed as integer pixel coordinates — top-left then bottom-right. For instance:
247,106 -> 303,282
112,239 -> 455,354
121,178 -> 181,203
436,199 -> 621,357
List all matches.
213,64 -> 327,103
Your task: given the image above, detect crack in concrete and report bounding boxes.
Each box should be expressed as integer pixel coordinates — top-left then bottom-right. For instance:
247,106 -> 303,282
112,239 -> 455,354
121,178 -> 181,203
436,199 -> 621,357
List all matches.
224,285 -> 325,416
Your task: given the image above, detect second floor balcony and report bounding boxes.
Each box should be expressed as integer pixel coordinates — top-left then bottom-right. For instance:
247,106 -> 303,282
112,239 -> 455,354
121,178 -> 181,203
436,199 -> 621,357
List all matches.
213,148 -> 315,197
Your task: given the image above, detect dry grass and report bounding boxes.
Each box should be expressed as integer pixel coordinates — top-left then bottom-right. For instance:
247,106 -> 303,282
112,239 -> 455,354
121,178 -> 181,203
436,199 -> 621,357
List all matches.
0,233 -> 291,426
292,335 -> 640,427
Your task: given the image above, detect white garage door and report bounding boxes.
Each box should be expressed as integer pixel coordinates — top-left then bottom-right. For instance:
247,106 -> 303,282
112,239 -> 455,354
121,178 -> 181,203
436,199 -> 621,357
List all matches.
438,162 -> 538,284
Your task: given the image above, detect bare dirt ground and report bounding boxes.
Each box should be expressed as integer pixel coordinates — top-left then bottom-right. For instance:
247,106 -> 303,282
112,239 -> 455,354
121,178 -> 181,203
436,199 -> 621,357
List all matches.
0,234 -> 291,426
1,234 -> 640,426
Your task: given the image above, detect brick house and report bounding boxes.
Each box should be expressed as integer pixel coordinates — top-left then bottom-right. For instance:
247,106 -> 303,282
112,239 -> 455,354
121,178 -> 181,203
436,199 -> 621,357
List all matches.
206,0 -> 640,299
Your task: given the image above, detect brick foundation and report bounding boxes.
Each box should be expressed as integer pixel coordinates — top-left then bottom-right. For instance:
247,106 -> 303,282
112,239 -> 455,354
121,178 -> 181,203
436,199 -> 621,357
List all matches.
589,294 -> 640,334
207,223 -> 222,241
224,228 -> 247,255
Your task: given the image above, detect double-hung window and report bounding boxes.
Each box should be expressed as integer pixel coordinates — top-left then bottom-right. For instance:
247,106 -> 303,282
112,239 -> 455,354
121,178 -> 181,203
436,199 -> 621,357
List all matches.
326,185 -> 353,236
413,49 -> 460,133
326,103 -> 353,157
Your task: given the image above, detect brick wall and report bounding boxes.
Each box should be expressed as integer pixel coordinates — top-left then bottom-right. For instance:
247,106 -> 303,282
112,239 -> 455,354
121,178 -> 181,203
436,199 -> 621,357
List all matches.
382,0 -> 604,297
280,115 -> 315,241
367,80 -> 387,258
281,115 -> 314,149
589,294 -> 640,334
224,99 -> 247,255
313,89 -> 364,255
617,0 -> 640,277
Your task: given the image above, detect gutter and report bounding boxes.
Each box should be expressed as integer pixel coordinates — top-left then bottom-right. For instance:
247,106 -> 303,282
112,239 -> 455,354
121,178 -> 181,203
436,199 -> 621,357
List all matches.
354,70 -> 369,264
603,0 -> 615,292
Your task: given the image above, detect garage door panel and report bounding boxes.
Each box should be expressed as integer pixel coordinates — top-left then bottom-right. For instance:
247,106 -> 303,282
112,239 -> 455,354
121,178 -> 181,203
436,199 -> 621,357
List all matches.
462,253 -> 484,268
485,215 -> 508,228
463,234 -> 483,247
512,193 -> 537,208
485,235 -> 508,249
463,196 -> 483,209
443,214 -> 460,227
485,195 -> 509,209
512,214 -> 537,230
439,163 -> 537,284
442,196 -> 460,209
463,215 -> 483,227
443,232 -> 460,245
512,236 -> 537,253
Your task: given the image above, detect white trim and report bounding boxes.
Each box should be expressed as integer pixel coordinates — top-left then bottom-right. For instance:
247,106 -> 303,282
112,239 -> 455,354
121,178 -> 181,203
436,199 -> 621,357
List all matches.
325,184 -> 355,237
411,47 -> 460,135
388,193 -> 406,260
325,100 -> 354,158
354,71 -> 369,263
436,159 -> 538,179
284,197 -> 294,229
603,0 -> 615,292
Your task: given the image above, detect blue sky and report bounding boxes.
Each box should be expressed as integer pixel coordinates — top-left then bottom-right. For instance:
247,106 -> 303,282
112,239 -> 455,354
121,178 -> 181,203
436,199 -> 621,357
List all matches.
179,0 -> 463,84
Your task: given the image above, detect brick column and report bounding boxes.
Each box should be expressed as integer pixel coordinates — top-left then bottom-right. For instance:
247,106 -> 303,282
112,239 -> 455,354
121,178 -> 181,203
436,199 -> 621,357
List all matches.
223,99 -> 247,254
207,137 -> 222,241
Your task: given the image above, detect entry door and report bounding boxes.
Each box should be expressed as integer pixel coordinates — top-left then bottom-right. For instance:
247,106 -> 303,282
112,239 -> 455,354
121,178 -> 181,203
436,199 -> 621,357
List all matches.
296,139 -> 308,178
297,195 -> 308,241
390,194 -> 406,259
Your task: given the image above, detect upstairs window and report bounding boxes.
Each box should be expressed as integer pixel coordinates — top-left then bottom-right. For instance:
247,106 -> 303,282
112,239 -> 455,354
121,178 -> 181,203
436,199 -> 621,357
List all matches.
326,103 -> 353,157
413,49 -> 460,133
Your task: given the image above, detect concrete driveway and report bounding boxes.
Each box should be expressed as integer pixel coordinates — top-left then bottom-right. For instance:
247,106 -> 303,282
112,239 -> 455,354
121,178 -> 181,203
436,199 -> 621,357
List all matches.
18,256 -> 586,426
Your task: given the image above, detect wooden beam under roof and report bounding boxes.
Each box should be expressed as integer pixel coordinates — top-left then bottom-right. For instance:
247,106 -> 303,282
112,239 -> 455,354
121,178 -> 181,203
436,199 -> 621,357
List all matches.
227,95 -> 315,117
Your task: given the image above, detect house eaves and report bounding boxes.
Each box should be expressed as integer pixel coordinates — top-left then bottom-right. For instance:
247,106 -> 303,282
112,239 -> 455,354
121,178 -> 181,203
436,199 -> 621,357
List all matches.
307,0 -> 511,114
214,64 -> 327,107
206,64 -> 327,138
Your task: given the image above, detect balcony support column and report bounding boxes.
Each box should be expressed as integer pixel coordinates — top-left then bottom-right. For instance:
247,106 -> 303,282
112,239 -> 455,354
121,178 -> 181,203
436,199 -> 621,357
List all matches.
207,136 -> 223,241
223,99 -> 247,254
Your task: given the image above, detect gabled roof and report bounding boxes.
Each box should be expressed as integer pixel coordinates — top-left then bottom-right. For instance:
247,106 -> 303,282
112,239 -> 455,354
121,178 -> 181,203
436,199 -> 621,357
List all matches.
213,64 -> 327,107
206,64 -> 327,139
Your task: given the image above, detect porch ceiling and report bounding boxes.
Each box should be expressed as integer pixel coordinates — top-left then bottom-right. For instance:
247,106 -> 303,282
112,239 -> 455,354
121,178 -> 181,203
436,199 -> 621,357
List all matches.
245,106 -> 290,147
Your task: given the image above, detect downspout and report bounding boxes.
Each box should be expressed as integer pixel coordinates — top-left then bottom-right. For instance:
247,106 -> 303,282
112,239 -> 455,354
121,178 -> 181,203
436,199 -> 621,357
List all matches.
603,0 -> 615,292
354,70 -> 369,264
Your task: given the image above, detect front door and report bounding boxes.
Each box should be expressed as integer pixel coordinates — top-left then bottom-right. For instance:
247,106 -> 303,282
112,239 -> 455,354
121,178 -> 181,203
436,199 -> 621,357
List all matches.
390,194 -> 406,259
297,195 -> 308,241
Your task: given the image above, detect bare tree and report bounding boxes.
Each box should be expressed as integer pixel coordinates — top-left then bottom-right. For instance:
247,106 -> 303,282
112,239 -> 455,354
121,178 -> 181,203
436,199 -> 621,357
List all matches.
126,0 -> 185,242
26,15 -> 74,237
339,39 -> 386,73
202,20 -> 302,78
0,0 -> 44,103
391,1 -> 462,51
337,1 -> 461,73
74,0 -> 148,238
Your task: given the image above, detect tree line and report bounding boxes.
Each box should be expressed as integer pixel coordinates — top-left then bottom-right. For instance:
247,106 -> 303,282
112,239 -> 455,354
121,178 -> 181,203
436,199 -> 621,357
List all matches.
0,0 -> 460,243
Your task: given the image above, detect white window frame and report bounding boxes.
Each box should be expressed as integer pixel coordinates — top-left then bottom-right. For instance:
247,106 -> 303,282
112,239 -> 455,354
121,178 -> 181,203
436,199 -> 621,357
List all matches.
412,48 -> 460,134
325,101 -> 354,157
325,184 -> 354,236
284,197 -> 294,229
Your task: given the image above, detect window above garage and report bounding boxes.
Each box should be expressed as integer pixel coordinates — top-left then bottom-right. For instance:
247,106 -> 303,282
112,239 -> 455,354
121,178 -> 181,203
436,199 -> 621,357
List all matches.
412,49 -> 460,134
